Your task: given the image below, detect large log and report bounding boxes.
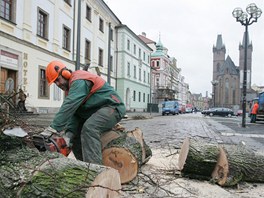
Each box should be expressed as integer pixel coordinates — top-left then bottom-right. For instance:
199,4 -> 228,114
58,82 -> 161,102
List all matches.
0,134 -> 121,198
212,144 -> 264,186
178,137 -> 220,180
178,138 -> 264,186
101,127 -> 152,184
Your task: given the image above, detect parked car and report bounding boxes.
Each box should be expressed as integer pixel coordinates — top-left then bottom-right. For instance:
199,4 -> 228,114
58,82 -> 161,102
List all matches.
185,107 -> 193,113
235,109 -> 243,116
162,100 -> 179,116
201,107 -> 234,117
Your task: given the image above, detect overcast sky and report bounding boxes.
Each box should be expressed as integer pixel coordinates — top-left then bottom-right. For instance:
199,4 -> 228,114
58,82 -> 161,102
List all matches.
105,0 -> 264,96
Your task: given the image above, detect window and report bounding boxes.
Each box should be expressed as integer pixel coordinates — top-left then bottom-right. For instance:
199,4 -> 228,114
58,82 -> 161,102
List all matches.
39,67 -> 49,98
133,90 -> 136,101
63,25 -> 71,50
98,48 -> 103,66
148,94 -> 150,103
147,72 -> 150,84
86,5 -> 91,21
37,8 -> 48,39
143,71 -> 146,82
139,68 -> 141,81
143,93 -> 145,102
53,86 -> 61,101
127,62 -> 130,76
225,78 -> 229,103
85,39 -> 91,63
139,48 -> 141,59
99,17 -> 104,32
143,52 -> 146,61
110,55 -> 113,71
127,39 -> 130,51
138,92 -> 141,102
133,44 -> 136,54
133,65 -> 136,78
1,0 -> 15,21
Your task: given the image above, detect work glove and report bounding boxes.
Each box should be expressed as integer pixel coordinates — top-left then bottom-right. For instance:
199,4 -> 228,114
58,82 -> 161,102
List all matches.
41,126 -> 59,137
62,132 -> 74,148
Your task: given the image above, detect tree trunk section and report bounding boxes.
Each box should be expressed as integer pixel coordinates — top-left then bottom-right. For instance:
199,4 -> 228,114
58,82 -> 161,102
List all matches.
102,127 -> 152,184
178,138 -> 220,180
212,144 -> 264,186
178,138 -> 264,186
0,134 -> 121,198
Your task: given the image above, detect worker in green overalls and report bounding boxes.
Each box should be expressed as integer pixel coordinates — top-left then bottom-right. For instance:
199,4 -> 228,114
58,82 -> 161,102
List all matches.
44,60 -> 126,164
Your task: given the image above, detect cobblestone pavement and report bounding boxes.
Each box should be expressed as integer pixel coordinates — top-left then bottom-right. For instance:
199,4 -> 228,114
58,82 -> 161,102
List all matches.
122,112 -> 264,153
119,112 -> 264,198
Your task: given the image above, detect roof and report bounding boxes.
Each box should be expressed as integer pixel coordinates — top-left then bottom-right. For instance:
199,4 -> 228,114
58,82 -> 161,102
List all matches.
219,55 -> 239,76
138,35 -> 156,44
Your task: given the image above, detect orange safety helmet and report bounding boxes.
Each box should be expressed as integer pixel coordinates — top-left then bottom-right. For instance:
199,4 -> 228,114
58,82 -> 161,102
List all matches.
46,61 -> 67,85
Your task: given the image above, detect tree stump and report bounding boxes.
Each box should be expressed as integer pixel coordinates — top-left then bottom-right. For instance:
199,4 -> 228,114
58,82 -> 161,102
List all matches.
101,127 -> 152,184
0,134 -> 121,198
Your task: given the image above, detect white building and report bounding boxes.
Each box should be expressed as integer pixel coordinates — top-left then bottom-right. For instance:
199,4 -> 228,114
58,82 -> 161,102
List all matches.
0,0 -> 121,113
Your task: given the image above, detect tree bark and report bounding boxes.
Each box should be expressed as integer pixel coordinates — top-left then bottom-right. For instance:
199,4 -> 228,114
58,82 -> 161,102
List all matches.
212,144 -> 264,186
178,138 -> 264,186
178,138 -> 220,180
0,134 -> 121,198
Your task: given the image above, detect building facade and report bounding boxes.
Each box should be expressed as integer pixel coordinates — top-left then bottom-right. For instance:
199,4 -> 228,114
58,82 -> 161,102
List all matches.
0,0 -> 121,113
212,34 -> 255,110
115,25 -> 152,112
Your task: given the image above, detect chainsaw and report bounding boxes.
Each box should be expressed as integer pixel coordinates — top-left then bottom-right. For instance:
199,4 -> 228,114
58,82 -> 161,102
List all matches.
32,133 -> 71,157
3,127 -> 71,157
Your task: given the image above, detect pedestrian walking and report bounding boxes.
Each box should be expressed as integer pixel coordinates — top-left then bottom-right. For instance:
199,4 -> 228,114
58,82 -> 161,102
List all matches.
43,60 -> 126,164
250,101 -> 259,123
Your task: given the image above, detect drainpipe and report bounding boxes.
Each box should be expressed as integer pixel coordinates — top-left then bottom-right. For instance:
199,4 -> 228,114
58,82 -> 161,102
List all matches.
107,23 -> 111,85
76,0 -> 81,70
72,0 -> 76,61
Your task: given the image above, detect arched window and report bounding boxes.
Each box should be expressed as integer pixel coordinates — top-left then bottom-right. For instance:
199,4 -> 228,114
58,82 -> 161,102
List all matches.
217,63 -> 220,72
225,78 -> 229,104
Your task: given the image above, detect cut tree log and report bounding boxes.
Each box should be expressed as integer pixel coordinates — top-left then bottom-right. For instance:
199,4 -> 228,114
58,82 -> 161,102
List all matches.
178,137 -> 220,180
101,127 -> 152,184
178,137 -> 264,186
0,134 -> 121,198
212,144 -> 264,186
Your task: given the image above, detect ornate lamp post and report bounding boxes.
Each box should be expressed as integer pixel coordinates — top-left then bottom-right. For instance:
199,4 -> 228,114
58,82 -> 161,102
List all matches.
232,3 -> 262,128
211,80 -> 219,107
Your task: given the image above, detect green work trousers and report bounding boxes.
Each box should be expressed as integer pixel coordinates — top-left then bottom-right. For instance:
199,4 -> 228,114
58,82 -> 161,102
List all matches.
72,106 -> 122,164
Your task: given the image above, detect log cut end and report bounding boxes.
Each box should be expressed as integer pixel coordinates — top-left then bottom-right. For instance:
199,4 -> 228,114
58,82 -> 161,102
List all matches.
177,137 -> 190,170
102,147 -> 138,184
211,146 -> 229,185
86,168 -> 121,198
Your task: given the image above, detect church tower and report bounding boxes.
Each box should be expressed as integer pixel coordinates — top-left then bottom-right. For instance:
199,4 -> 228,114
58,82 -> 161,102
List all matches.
213,34 -> 226,81
239,32 -> 253,90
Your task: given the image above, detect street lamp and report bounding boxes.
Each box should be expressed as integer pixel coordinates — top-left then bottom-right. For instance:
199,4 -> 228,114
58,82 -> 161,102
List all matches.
232,3 -> 262,128
211,80 -> 219,107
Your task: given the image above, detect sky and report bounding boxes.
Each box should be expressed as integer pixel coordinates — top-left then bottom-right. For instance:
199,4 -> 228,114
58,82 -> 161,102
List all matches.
104,0 -> 264,97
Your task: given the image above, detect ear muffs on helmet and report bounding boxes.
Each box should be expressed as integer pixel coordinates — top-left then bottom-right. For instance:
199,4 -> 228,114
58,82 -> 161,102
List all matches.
61,69 -> 72,79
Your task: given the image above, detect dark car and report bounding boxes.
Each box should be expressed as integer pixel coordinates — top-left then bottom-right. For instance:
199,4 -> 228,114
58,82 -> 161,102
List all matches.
201,107 -> 234,117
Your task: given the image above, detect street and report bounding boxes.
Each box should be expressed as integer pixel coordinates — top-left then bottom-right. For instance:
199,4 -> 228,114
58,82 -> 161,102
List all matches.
122,112 -> 264,153
119,113 -> 264,198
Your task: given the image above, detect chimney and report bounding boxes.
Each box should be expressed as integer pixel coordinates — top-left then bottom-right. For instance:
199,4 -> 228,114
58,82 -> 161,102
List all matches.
142,32 -> 146,37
